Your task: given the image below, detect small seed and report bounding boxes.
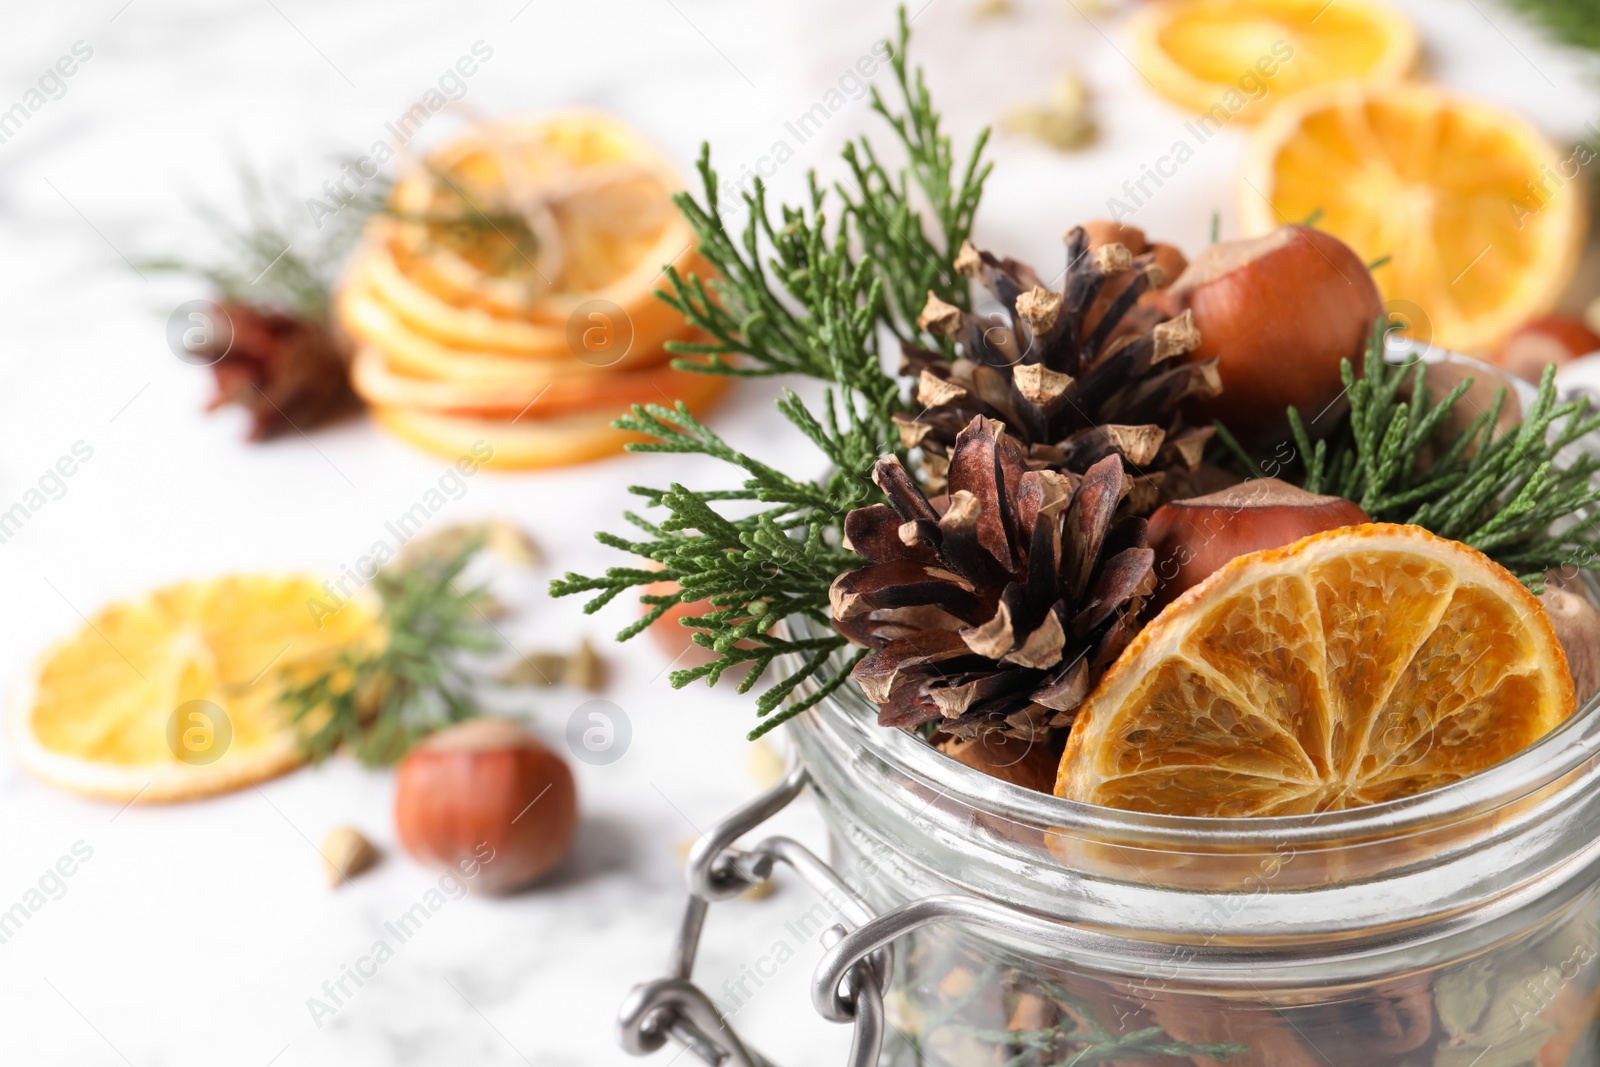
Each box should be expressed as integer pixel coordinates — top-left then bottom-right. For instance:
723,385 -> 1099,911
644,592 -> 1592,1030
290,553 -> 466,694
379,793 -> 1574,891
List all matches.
324,826 -> 380,887
399,520 -> 541,568
501,652 -> 569,686
1003,73 -> 1096,152
566,637 -> 606,692
483,522 -> 542,567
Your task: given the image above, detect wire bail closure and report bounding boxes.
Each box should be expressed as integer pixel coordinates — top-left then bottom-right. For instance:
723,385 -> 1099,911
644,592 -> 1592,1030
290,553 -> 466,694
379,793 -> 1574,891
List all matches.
616,764 -> 893,1067
616,755 -> 1145,1066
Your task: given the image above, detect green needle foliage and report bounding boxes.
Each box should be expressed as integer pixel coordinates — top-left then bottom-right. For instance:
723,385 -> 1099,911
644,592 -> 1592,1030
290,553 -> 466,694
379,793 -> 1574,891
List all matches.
1498,0 -> 1600,53
552,8 -> 991,740
960,982 -> 1246,1066
1219,323 -> 1600,588
282,542 -> 501,766
840,23 -> 991,338
142,162 -> 390,321
385,160 -> 542,279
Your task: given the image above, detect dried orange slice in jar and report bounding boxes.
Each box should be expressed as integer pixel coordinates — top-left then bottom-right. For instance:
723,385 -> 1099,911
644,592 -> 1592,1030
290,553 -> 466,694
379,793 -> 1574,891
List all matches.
1056,524 -> 1575,816
9,576 -> 377,802
1128,0 -> 1417,124
1240,82 -> 1587,354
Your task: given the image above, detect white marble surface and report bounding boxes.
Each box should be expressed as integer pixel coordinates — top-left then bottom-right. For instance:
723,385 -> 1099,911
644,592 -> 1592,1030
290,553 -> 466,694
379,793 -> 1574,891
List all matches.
0,1 -> 1595,1064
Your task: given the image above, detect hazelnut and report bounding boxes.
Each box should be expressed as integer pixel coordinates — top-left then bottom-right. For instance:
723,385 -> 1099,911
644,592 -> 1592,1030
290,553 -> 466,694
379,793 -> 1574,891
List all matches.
1153,225 -> 1382,443
1146,479 -> 1370,609
394,719 -> 578,894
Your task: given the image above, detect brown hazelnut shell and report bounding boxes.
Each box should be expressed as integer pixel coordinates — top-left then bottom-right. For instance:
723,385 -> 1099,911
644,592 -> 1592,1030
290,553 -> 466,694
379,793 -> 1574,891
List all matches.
394,719 -> 578,894
1147,479 -> 1370,610
1154,225 -> 1382,443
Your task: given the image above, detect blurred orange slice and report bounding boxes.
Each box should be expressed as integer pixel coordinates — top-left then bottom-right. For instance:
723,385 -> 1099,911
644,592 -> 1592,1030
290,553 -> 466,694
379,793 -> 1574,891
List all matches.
350,345 -> 716,418
350,229 -> 702,360
336,270 -> 681,382
10,576 -> 376,802
1130,0 -> 1417,123
371,367 -> 729,470
1241,81 -> 1587,353
1056,524 -> 1574,816
339,109 -> 735,470
362,108 -> 697,348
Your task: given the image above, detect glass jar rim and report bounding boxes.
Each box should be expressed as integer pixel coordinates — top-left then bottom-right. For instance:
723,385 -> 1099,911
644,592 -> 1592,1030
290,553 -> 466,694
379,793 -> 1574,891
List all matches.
792,642 -> 1600,967
808,667 -> 1600,848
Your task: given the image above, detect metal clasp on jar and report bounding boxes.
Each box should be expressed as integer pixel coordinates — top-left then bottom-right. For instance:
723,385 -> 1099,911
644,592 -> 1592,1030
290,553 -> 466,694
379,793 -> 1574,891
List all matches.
616,760 -> 1123,1066
616,764 -> 887,1067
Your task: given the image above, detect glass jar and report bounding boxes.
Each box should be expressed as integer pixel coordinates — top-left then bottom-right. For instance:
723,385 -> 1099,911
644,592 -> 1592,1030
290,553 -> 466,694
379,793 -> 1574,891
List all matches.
789,663 -> 1600,1067
619,355 -> 1600,1067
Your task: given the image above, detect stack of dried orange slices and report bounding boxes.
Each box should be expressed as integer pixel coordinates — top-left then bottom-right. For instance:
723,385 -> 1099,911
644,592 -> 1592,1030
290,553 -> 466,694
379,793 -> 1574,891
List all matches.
338,110 -> 728,469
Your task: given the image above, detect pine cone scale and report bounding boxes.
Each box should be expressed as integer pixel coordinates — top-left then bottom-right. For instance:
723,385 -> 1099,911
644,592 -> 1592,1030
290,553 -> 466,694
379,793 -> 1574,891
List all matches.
829,560 -> 985,625
946,416 -> 1028,569
1061,455 -> 1123,602
843,504 -> 935,565
1071,546 -> 1155,634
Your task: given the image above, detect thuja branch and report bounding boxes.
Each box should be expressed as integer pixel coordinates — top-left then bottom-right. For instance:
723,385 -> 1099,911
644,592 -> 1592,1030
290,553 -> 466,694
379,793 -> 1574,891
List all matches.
550,402 -> 875,738
655,3 -> 990,439
141,162 -> 390,321
555,8 -> 990,739
282,540 -> 500,766
1496,0 -> 1600,53
1246,324 -> 1600,587
841,4 -> 993,336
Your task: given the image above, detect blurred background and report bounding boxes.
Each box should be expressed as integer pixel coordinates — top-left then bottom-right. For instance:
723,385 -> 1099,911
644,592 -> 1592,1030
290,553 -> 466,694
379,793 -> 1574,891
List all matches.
1,0 -> 1597,1063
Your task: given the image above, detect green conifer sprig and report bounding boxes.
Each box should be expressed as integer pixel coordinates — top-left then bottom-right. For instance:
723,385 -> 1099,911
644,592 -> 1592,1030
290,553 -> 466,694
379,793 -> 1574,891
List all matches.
841,8 -> 992,337
1498,0 -> 1600,54
142,162 -> 390,321
282,540 -> 500,766
1222,324 -> 1600,588
552,9 -> 990,738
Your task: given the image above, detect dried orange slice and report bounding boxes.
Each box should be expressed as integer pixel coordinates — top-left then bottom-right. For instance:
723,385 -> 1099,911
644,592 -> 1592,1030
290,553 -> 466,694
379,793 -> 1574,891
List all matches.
348,231 -> 703,361
349,346 -> 706,418
1129,0 -> 1417,123
370,365 -> 729,469
336,267 -> 686,379
1241,82 -> 1587,353
353,110 -> 698,352
10,576 -> 377,802
1056,524 -> 1574,816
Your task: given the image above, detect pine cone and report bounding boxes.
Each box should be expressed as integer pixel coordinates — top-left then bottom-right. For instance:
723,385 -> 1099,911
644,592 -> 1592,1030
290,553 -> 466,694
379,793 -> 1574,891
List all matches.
831,415 -> 1155,740
204,302 -> 360,441
897,226 -> 1221,513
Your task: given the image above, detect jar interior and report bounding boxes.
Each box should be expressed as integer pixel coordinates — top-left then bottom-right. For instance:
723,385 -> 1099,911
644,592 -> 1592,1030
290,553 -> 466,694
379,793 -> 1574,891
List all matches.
871,881 -> 1600,1067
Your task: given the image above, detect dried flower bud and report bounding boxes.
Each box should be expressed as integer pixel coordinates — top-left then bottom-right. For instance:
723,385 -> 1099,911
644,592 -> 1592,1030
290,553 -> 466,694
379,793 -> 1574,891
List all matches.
500,638 -> 606,690
403,520 -> 541,568
483,522 -> 542,567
